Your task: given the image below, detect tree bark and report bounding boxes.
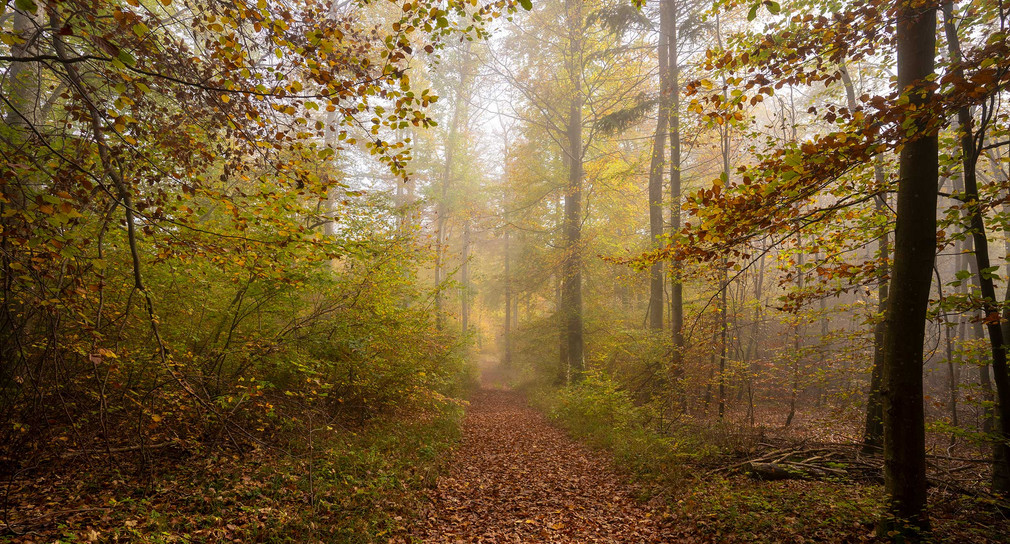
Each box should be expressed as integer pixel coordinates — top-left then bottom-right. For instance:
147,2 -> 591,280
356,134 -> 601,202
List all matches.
434,92 -> 462,331
786,234 -> 803,428
504,219 -> 512,368
879,1 -> 936,534
647,0 -> 670,331
942,0 -> 1010,494
562,0 -> 585,380
840,63 -> 889,451
461,218 -> 471,333
962,233 -> 996,435
669,0 -> 685,392
718,265 -> 727,420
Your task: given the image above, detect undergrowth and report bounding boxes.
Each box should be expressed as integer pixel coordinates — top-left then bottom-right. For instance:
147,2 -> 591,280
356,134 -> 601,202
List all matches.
536,372 -> 1010,542
533,370 -> 716,486
2,401 -> 463,544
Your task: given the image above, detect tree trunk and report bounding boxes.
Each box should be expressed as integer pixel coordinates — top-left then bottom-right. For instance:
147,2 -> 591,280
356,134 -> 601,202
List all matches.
718,265 -> 727,420
647,0 -> 670,331
942,0 -> 1010,494
435,92 -> 462,331
562,0 -> 585,380
504,223 -> 512,368
879,1 -> 937,533
461,219 -> 471,333
668,0 -> 685,397
841,63 -> 889,451
786,235 -> 803,428
963,234 -> 996,435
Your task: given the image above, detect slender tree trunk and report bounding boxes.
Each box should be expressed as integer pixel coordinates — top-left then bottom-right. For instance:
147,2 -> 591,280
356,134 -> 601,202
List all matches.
718,265 -> 727,420
841,63 -> 889,451
504,223 -> 512,367
744,244 -> 765,427
786,235 -> 803,428
942,0 -> 1010,493
935,260 -> 959,443
819,287 -> 829,400
562,0 -> 585,380
713,10 -> 731,420
648,0 -> 670,331
435,95 -> 462,331
461,219 -> 471,333
879,2 -> 937,533
668,0 -> 685,394
963,234 -> 996,435
558,274 -> 568,383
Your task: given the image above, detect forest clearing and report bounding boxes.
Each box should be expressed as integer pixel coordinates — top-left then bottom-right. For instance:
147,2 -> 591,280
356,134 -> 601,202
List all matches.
4,0 -> 1010,541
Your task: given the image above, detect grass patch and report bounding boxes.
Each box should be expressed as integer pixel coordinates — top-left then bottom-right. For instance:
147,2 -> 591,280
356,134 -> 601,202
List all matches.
672,476 -> 884,542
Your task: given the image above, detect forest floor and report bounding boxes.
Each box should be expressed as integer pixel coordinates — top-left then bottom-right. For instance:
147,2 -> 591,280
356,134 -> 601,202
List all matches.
404,377 -> 1009,543
405,388 -> 677,543
4,376 -> 1007,542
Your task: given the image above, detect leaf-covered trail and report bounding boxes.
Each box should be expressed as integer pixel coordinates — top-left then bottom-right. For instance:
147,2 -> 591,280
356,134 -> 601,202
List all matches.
408,389 -> 675,543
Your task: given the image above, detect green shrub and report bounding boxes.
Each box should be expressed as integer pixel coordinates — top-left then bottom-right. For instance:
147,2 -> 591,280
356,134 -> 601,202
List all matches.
538,370 -> 704,484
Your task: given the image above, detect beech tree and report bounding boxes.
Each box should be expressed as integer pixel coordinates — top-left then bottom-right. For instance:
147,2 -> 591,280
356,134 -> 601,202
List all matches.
879,0 -> 936,532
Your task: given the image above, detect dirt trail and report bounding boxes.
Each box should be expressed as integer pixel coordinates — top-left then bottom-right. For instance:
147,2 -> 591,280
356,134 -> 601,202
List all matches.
408,389 -> 676,543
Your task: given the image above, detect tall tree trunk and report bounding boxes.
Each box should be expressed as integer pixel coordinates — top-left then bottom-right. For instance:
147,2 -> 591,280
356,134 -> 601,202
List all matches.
879,1 -> 937,533
962,233 -> 996,435
865,170 -> 889,448
461,218 -> 471,333
562,0 -> 585,380
504,220 -> 512,368
648,0 -> 670,331
669,0 -> 685,394
714,9 -> 730,421
434,48 -> 474,331
786,234 -> 803,428
435,94 -> 462,331
718,264 -> 727,420
840,63 -> 889,451
934,259 -> 959,444
942,0 -> 1010,494
991,152 -> 1009,439
744,243 -> 766,427
557,271 -> 568,384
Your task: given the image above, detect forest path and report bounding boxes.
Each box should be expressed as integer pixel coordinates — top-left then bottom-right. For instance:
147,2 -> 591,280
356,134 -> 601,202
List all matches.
407,389 -> 676,543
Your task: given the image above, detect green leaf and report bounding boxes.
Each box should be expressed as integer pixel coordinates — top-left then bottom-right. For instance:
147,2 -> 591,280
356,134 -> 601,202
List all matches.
15,0 -> 37,12
766,1 -> 781,14
747,3 -> 759,21
118,49 -> 137,66
132,22 -> 149,37
518,0 -> 532,10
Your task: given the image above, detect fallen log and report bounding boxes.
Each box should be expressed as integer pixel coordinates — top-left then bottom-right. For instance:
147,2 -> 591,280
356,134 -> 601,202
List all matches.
745,462 -> 823,481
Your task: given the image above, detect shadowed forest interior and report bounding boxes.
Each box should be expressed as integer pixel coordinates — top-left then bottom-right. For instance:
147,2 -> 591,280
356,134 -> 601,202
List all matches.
3,0 -> 1010,541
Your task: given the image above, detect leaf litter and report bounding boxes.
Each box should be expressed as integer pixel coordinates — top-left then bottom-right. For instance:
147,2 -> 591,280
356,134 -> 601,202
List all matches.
405,389 -> 677,543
